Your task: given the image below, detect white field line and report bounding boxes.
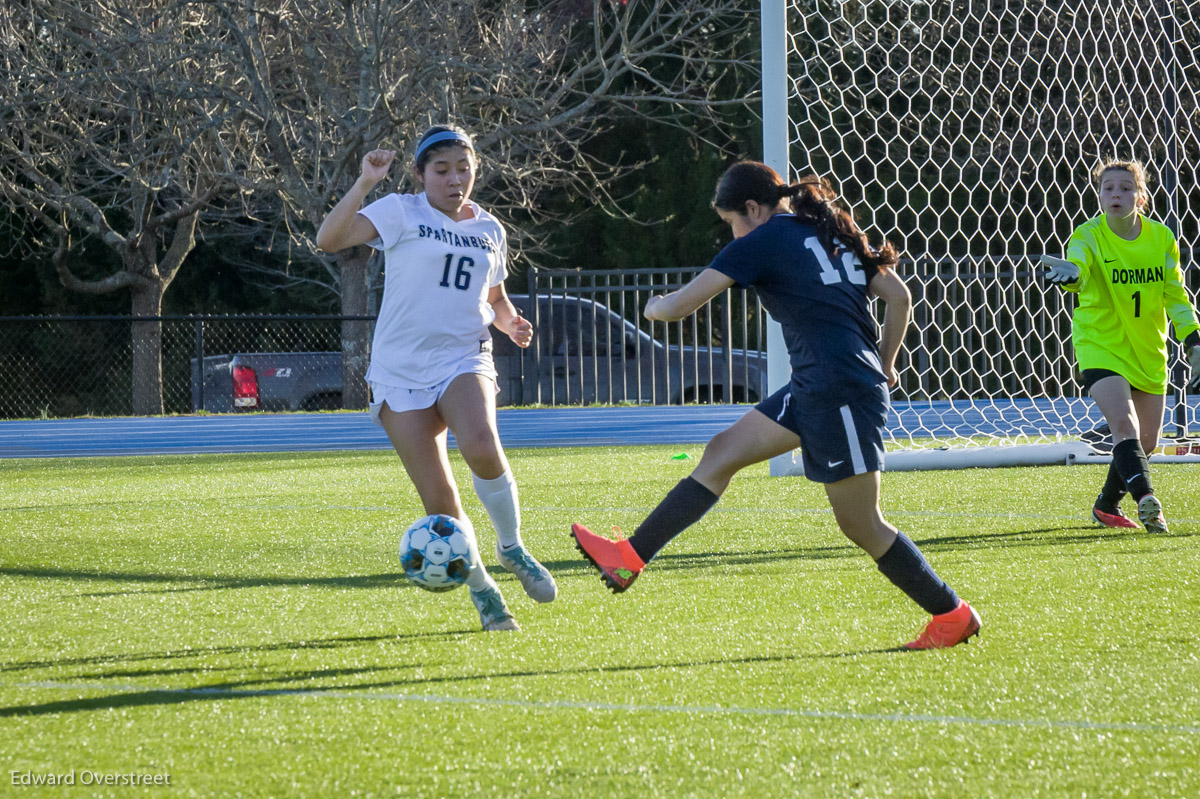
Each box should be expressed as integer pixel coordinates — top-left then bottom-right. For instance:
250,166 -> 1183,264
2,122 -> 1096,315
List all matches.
224,502 -> 1200,526
7,497 -> 1196,526
10,680 -> 1200,736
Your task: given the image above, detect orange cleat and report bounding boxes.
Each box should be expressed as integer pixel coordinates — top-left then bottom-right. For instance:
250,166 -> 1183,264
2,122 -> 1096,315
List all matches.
570,523 -> 646,593
1092,505 -> 1140,529
904,599 -> 981,650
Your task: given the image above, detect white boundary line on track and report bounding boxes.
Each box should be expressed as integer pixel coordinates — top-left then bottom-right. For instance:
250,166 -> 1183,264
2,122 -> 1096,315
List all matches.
11,680 -> 1199,736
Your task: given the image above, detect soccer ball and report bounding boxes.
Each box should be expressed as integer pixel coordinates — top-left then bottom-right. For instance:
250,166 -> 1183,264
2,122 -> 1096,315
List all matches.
399,514 -> 474,592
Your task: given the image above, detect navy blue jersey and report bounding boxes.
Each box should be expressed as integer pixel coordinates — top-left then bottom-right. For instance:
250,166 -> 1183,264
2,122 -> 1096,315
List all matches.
708,214 -> 886,408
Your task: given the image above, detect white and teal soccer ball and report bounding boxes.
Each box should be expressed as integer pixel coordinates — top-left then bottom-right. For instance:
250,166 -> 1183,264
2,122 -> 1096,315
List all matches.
399,514 -> 474,592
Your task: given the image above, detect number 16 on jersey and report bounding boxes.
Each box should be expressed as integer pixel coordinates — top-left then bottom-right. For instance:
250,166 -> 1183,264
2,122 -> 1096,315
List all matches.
439,253 -> 475,291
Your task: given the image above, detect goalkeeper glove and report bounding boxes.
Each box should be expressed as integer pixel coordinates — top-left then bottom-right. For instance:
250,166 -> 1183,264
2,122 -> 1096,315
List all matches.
1187,341 -> 1200,392
1040,255 -> 1080,286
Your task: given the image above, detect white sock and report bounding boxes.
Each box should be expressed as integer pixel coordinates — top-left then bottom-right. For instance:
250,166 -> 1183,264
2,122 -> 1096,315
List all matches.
458,516 -> 497,592
472,469 -> 523,551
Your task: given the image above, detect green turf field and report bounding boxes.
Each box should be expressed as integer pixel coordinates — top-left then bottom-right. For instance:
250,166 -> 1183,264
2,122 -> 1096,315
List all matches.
1,447 -> 1197,798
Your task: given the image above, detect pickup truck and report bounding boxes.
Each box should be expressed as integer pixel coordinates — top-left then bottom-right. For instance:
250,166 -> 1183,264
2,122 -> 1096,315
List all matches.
191,294 -> 767,411
191,352 -> 343,413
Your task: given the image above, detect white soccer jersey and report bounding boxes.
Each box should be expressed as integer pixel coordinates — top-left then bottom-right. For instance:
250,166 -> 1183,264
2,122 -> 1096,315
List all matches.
359,192 -> 508,389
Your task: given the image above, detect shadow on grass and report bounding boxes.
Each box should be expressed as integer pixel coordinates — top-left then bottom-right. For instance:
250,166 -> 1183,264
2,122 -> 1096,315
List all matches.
8,517 -> 1192,600
0,647 -> 907,718
7,554 -> 612,598
607,522 -> 1198,577
913,525 -> 1199,551
0,629 -> 475,674
3,549 -> 863,601
0,566 -> 414,598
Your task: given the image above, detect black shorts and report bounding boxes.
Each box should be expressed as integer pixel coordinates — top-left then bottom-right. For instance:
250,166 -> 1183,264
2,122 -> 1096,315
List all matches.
755,384 -> 888,483
1081,368 -> 1122,393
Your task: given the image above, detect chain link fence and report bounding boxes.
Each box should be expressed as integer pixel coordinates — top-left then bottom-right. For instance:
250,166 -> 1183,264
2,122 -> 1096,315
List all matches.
4,264 -> 1195,426
0,266 -> 771,418
0,315 -> 357,418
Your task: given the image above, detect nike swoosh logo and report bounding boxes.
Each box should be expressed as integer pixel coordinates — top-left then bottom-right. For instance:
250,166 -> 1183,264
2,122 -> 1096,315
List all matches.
1104,258 -> 1117,263
828,460 -> 844,468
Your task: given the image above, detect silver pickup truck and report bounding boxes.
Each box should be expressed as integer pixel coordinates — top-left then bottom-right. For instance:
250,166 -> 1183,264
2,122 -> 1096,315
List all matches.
191,294 -> 767,411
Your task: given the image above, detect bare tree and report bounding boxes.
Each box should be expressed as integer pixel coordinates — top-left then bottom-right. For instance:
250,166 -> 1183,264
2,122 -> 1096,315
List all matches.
0,1 -> 242,413
0,0 -> 756,413
203,0 -> 758,408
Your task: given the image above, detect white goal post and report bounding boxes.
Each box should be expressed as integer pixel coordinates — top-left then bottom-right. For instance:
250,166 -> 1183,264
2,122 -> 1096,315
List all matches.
762,0 -> 1200,474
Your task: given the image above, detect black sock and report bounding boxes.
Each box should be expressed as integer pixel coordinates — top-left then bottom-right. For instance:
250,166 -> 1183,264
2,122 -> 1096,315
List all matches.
1095,461 -> 1126,513
628,477 -> 720,563
875,532 -> 959,616
1112,438 -> 1152,501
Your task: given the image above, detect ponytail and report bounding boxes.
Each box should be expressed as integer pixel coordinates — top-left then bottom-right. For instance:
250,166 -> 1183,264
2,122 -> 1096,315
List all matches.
713,161 -> 898,274
784,176 -> 898,274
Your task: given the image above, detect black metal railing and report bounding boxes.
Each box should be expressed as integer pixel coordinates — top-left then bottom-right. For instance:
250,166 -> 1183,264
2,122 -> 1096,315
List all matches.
0,267 -> 771,418
1,262 -> 1195,430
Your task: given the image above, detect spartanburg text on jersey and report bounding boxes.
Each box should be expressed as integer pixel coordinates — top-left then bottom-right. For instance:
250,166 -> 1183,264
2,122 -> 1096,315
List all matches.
708,214 -> 886,409
360,192 -> 508,389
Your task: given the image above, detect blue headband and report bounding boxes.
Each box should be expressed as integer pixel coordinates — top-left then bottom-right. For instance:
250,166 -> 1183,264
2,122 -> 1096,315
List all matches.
415,131 -> 474,162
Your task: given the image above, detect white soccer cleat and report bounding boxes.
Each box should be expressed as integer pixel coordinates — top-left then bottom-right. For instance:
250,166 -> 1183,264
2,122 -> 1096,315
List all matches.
1137,494 -> 1169,535
496,544 -> 558,603
470,585 -> 520,631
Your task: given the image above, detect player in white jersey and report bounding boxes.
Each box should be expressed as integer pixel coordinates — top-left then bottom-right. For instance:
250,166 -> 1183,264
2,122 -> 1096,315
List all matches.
316,125 -> 557,631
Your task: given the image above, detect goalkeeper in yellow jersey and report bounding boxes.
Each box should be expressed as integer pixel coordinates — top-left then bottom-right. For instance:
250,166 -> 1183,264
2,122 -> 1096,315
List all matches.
1043,158 -> 1200,534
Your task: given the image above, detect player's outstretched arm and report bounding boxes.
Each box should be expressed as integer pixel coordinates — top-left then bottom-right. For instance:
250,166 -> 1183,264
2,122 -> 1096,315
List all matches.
1040,254 -> 1081,287
643,269 -> 735,322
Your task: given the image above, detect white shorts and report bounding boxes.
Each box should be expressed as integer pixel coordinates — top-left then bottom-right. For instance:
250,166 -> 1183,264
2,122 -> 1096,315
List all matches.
369,347 -> 497,425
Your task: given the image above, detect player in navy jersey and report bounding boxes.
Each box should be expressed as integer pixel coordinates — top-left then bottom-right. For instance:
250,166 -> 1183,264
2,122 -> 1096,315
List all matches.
572,161 -> 980,649
316,125 -> 557,632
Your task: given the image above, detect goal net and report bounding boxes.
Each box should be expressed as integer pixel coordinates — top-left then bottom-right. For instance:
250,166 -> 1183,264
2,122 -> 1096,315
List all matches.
762,0 -> 1200,472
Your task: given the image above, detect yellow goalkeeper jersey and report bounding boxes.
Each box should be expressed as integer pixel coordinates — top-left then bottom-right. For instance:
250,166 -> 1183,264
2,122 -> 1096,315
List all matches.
1063,214 -> 1199,393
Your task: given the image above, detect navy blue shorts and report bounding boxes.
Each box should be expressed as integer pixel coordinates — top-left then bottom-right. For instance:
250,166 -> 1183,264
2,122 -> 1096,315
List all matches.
755,384 -> 889,483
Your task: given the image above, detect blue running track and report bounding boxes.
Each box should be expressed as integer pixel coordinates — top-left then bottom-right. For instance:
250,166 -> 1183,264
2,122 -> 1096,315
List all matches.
0,406 -> 751,459
0,397 -> 1191,459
